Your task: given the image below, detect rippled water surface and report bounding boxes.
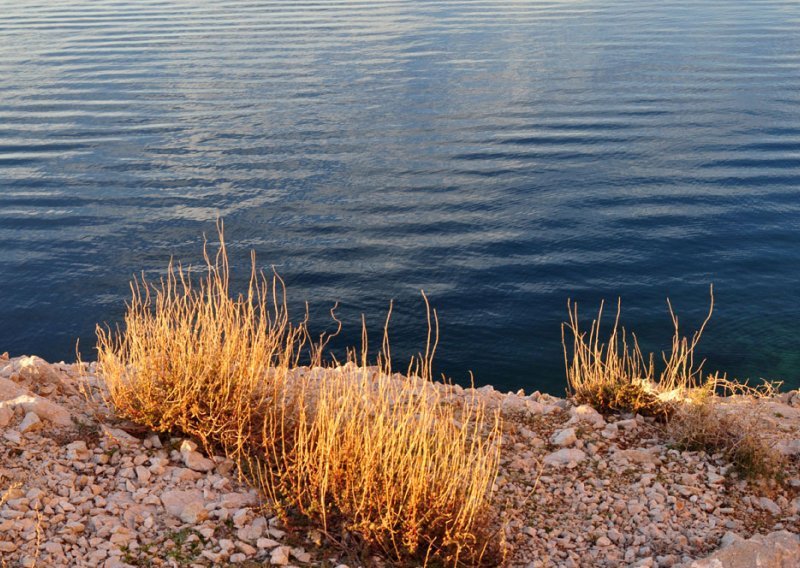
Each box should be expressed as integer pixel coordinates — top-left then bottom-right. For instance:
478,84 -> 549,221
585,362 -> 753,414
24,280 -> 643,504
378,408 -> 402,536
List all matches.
2,0 -> 800,392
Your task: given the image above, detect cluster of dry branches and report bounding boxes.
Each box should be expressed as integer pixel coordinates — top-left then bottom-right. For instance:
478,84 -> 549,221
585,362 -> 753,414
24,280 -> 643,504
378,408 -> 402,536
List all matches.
96,223 -> 502,566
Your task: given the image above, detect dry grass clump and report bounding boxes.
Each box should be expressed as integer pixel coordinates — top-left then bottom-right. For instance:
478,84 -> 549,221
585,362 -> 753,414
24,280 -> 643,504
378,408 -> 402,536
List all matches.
95,224 -> 502,566
258,349 -> 502,565
562,288 -> 784,479
96,227 -> 305,463
562,289 -> 715,418
667,385 -> 784,480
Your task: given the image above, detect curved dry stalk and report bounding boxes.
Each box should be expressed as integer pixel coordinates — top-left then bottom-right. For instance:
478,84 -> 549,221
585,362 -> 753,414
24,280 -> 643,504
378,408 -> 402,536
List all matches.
562,286 -> 716,417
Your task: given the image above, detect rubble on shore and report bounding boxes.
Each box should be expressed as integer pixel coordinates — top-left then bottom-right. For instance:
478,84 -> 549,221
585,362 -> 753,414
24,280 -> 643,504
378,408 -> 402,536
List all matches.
1,354 -> 798,567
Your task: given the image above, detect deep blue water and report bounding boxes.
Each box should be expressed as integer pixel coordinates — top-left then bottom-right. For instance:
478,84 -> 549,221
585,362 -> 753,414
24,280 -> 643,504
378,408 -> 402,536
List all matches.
1,0 -> 799,393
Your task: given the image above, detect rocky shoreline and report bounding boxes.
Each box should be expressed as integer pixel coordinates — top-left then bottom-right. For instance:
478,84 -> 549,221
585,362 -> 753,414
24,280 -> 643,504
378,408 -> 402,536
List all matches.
1,353 -> 798,567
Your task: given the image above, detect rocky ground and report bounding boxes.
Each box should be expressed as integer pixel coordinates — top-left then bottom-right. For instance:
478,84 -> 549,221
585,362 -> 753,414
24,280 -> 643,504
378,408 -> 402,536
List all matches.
483,388 -> 800,567
1,353 -> 799,567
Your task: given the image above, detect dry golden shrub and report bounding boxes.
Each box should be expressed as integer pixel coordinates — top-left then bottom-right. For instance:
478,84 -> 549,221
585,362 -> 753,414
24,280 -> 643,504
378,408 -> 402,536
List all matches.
257,336 -> 502,564
561,288 -> 783,479
96,224 -> 502,566
96,225 -> 306,462
562,288 -> 715,418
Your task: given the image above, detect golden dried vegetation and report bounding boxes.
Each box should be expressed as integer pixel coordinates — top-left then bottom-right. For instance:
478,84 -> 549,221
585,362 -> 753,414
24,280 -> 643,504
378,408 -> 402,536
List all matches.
562,288 -> 783,479
95,223 -> 502,566
562,289 -> 716,419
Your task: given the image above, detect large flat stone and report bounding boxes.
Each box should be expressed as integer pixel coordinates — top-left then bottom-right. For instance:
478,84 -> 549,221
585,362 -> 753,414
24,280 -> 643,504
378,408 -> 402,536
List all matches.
689,531 -> 800,568
0,378 -> 72,426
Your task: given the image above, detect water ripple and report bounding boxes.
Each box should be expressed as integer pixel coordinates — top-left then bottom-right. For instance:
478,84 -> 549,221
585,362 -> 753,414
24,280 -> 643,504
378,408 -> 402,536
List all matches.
1,0 -> 799,391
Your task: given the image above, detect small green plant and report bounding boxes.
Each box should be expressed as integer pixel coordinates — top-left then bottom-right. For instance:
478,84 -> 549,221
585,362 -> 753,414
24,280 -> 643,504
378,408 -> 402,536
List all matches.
70,416 -> 101,446
164,528 -> 205,564
119,529 -> 205,566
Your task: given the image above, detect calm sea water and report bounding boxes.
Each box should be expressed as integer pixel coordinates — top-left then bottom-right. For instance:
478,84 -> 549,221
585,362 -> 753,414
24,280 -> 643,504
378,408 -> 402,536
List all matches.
1,0 -> 799,393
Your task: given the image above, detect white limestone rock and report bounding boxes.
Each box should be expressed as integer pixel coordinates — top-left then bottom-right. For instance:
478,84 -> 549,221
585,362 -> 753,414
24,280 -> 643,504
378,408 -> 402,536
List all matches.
615,418 -> 639,431
758,497 -> 781,516
232,507 -> 253,528
0,378 -> 72,426
270,545 -> 291,566
19,412 -> 41,433
0,405 -> 12,427
179,440 -> 215,472
3,429 -> 21,444
789,497 -> 800,516
550,427 -> 577,447
219,491 -> 258,509
614,448 -> 661,466
216,457 -> 236,476
179,439 -> 198,453
292,547 -> 311,563
501,395 -> 526,414
543,448 -> 587,467
183,450 -> 215,472
100,426 -> 139,448
237,516 -> 267,542
689,530 -> 800,568
775,439 -> 800,457
66,440 -> 91,461
601,422 -> 619,439
257,537 -> 281,549
160,489 -> 205,520
15,356 -> 65,390
567,404 -> 606,429
237,542 -> 257,556
135,465 -> 151,484
179,501 -> 208,524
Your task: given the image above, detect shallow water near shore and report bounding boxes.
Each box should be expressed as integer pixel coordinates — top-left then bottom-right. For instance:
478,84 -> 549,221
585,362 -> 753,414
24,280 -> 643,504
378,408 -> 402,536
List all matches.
1,0 -> 800,393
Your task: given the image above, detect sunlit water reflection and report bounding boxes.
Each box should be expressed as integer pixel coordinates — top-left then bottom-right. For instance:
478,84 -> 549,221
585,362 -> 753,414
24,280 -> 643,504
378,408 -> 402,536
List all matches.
1,0 -> 799,392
